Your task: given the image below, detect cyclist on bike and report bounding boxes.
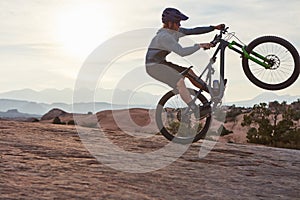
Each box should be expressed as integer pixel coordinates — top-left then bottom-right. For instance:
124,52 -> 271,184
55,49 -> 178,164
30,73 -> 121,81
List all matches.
146,7 -> 224,116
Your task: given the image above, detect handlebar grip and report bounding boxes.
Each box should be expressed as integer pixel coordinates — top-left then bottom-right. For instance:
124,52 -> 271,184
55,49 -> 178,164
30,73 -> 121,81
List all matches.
220,24 -> 226,30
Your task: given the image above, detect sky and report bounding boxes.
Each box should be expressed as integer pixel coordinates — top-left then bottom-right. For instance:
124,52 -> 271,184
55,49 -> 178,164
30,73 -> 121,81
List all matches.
0,0 -> 299,103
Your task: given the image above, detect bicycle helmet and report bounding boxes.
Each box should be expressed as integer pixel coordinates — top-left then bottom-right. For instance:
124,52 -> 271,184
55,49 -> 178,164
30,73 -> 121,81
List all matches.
162,8 -> 188,24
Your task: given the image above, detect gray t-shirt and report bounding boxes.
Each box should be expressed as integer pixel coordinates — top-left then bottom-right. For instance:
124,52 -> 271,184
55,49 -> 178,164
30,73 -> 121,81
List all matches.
146,26 -> 214,64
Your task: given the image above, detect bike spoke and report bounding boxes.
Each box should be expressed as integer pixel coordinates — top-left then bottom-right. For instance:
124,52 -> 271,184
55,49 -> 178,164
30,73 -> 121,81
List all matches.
248,41 -> 295,85
156,89 -> 211,142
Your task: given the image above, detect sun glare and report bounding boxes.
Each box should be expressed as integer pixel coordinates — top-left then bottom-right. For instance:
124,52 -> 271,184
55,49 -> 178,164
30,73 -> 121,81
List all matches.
56,4 -> 113,60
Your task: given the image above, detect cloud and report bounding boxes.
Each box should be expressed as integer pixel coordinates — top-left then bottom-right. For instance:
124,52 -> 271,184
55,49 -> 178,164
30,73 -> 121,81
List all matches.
0,43 -> 60,55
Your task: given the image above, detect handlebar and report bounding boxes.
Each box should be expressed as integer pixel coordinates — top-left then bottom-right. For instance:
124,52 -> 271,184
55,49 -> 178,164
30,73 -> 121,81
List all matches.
210,26 -> 229,46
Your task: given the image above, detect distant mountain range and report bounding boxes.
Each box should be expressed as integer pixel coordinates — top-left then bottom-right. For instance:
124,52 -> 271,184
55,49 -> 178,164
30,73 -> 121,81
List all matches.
225,92 -> 300,107
0,109 -> 41,119
0,99 -> 153,115
0,89 -> 299,115
0,88 -> 161,105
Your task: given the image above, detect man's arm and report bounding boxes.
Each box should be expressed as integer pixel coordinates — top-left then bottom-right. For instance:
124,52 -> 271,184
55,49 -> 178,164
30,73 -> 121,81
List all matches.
160,34 -> 200,57
179,26 -> 215,35
179,24 -> 225,35
159,34 -> 213,57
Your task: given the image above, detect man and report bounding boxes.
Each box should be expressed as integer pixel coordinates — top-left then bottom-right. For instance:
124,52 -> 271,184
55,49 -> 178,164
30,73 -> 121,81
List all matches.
145,7 -> 224,116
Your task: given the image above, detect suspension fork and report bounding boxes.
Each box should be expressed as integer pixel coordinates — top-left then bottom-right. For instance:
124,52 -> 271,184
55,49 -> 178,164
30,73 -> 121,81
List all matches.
228,41 -> 271,69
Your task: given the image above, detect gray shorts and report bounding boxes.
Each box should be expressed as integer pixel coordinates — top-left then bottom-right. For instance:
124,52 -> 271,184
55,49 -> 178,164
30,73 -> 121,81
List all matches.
146,61 -> 187,88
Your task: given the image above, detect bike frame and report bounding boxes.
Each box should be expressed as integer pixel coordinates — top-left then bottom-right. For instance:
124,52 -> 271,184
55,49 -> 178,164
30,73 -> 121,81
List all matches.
193,29 -> 272,108
195,38 -> 230,107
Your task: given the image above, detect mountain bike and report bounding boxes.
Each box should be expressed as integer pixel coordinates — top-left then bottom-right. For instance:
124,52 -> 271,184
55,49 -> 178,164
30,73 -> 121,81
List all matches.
155,26 -> 300,144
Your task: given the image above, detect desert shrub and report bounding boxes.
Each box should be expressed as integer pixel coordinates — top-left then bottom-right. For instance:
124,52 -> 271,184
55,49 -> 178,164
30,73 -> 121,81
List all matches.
32,118 -> 40,122
53,117 -> 62,124
213,108 -> 227,122
67,120 -> 76,125
246,127 -> 259,143
219,125 -> 233,136
272,129 -> 300,150
243,101 -> 300,149
167,121 -> 180,134
207,125 -> 233,137
226,107 -> 243,122
27,118 -> 39,122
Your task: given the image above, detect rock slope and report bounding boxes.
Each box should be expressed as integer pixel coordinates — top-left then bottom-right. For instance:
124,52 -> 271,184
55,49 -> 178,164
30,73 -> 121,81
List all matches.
0,120 -> 299,199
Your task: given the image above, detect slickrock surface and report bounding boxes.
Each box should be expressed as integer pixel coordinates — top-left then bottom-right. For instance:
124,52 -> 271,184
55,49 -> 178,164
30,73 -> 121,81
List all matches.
0,120 -> 299,199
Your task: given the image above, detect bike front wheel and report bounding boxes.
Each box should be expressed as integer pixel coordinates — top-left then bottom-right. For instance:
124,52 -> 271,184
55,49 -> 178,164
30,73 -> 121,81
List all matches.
155,88 -> 212,144
242,36 -> 300,90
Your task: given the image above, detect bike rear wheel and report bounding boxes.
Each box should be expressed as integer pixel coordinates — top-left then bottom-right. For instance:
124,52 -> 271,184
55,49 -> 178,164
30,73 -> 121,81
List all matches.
155,88 -> 211,144
242,36 -> 300,90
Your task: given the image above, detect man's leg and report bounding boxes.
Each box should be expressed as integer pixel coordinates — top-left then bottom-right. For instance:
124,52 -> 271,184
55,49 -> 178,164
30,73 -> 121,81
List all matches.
187,69 -> 227,93
176,78 -> 192,104
186,70 -> 209,93
176,78 -> 199,118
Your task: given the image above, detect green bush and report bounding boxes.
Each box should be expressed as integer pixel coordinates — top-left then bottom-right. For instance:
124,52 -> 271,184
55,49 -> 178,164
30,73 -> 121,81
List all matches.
242,101 -> 300,149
